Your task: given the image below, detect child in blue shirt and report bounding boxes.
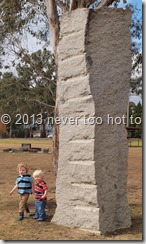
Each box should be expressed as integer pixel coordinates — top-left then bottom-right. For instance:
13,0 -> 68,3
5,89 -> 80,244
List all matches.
10,163 -> 34,220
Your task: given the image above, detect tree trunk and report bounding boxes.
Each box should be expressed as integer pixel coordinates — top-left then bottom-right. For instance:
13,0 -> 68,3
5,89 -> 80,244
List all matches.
97,0 -> 115,8
45,0 -> 60,175
40,109 -> 46,138
9,125 -> 12,138
45,0 -> 60,60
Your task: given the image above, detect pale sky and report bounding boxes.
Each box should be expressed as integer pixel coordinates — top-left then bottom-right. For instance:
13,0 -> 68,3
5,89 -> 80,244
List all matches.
129,95 -> 142,105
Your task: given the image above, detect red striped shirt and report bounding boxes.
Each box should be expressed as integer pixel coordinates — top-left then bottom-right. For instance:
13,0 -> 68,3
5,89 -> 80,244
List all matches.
34,180 -> 48,202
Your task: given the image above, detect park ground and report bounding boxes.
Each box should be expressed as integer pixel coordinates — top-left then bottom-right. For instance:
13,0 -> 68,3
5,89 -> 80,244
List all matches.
0,138 -> 142,240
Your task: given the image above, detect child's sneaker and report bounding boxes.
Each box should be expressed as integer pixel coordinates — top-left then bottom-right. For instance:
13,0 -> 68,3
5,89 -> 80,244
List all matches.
37,218 -> 45,221
18,212 -> 24,221
33,215 -> 38,219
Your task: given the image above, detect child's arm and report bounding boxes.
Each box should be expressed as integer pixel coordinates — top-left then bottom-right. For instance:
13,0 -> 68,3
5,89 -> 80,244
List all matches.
31,181 -> 34,194
40,189 -> 48,199
9,184 -> 17,195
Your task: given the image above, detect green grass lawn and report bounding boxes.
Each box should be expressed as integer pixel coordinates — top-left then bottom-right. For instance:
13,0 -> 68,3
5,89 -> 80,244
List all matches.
128,139 -> 142,147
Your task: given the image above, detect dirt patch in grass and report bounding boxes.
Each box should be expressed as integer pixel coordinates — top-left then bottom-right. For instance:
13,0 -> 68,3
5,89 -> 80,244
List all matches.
0,139 -> 142,240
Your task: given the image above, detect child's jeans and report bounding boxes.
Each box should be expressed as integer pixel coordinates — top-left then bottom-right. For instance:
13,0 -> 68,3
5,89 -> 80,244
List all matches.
34,200 -> 46,220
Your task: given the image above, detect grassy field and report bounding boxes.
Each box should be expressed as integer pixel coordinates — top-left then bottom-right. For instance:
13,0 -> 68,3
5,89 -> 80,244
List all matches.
0,138 -> 53,150
128,138 -> 142,147
0,139 -> 142,240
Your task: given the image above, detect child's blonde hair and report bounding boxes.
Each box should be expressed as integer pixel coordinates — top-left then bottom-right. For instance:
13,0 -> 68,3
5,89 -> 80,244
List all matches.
17,163 -> 29,173
33,170 -> 44,178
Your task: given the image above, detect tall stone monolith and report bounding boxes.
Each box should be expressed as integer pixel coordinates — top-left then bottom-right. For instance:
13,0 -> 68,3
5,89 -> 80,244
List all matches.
52,8 -> 132,234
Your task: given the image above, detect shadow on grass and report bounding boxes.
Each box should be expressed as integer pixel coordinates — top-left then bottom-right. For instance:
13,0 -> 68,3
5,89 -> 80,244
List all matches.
104,205 -> 142,238
46,198 -> 57,222
45,199 -> 142,239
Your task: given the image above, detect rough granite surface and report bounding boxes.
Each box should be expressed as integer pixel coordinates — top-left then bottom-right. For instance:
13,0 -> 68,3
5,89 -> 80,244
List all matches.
52,8 -> 131,234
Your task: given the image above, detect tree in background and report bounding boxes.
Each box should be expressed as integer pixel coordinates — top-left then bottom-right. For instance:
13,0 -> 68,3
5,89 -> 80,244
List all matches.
0,0 -> 142,84
129,101 -> 142,138
16,48 -> 56,110
130,3 -> 142,98
0,122 -> 7,138
0,49 -> 56,138
16,49 -> 56,137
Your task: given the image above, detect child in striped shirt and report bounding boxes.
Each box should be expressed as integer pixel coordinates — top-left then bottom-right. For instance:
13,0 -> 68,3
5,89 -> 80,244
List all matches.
9,163 -> 33,220
32,170 -> 48,221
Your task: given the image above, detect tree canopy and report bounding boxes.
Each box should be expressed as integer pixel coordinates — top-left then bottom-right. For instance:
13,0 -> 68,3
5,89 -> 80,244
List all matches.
0,0 -> 142,88
0,49 -> 56,137
128,101 -> 142,138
